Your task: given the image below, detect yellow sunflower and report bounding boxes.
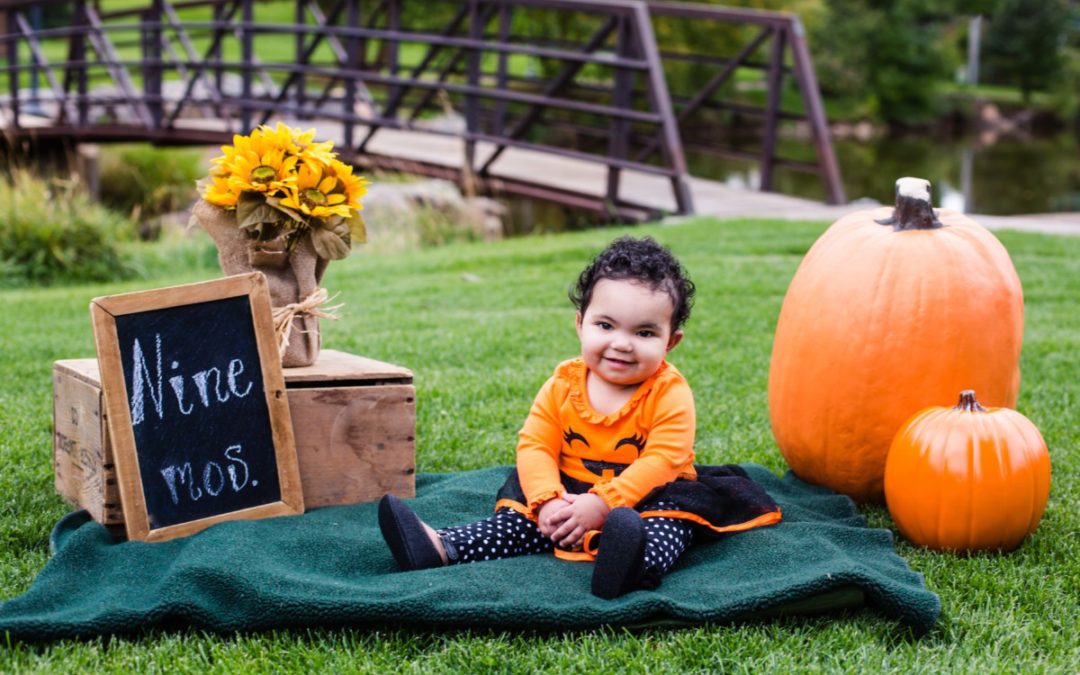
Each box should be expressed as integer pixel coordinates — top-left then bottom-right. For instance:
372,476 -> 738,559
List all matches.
201,170 -> 242,208
221,146 -> 298,196
326,159 -> 368,212
207,125 -> 297,194
259,121 -> 338,172
297,138 -> 337,171
258,122 -> 309,155
279,163 -> 352,219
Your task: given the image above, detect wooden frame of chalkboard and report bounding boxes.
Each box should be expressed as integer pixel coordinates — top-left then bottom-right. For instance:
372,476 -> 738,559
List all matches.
90,273 -> 304,542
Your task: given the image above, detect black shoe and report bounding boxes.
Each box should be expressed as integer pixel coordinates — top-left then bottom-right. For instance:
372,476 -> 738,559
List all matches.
591,507 -> 646,599
378,494 -> 444,571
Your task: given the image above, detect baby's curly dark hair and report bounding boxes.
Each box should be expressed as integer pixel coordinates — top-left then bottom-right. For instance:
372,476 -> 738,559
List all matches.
569,236 -> 695,331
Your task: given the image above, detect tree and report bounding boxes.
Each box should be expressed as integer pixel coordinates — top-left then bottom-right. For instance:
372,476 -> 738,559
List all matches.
810,0 -> 959,125
982,0 -> 1070,103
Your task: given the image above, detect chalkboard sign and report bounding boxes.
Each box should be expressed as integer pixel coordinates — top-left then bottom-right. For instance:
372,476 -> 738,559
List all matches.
90,273 -> 304,542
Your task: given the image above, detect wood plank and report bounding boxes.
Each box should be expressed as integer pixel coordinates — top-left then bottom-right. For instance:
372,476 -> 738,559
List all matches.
57,349 -> 412,388
290,384 -> 416,507
282,349 -> 413,383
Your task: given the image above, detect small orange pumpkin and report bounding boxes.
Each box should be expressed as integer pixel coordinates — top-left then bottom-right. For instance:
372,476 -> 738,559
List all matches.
768,177 -> 1024,503
884,390 -> 1051,552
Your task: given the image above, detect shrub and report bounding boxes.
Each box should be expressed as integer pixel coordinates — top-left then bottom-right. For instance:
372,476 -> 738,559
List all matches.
98,144 -> 203,237
982,0 -> 1069,103
123,227 -> 221,280
0,170 -> 134,285
811,0 -> 958,126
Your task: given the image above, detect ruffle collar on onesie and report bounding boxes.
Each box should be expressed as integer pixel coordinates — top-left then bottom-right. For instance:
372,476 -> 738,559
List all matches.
565,357 -> 668,426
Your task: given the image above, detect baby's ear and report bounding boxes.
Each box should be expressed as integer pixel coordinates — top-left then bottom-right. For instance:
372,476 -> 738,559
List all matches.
666,330 -> 684,352
575,311 -> 583,330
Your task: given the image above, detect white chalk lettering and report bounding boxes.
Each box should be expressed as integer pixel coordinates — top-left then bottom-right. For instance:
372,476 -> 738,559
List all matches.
194,368 -> 234,407
158,444 -> 258,506
130,335 -> 164,425
227,359 -> 252,398
160,465 -> 181,505
159,461 -> 202,505
203,461 -> 225,496
167,372 -> 195,416
225,444 -> 249,491
212,367 -> 230,402
127,334 -> 253,423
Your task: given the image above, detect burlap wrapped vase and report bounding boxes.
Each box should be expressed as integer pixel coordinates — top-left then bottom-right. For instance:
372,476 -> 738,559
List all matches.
193,200 -> 332,367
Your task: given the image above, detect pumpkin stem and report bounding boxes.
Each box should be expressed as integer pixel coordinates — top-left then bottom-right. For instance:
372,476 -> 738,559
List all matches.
955,390 -> 988,412
875,177 -> 944,231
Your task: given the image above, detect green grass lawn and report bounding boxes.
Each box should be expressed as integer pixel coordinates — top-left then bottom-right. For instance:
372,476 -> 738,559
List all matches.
1,218 -> 1078,671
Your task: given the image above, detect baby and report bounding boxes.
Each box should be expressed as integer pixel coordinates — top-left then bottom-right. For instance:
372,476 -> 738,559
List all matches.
379,236 -> 780,598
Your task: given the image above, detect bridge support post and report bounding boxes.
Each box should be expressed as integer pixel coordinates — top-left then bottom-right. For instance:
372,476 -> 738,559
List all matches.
606,16 -> 632,211
787,18 -> 845,205
633,3 -> 694,215
241,0 -> 253,131
494,5 -> 511,138
72,0 -> 89,126
5,6 -> 17,129
77,144 -> 101,201
760,27 -> 785,194
344,0 -> 360,149
463,0 -> 482,197
213,2 -> 224,96
143,0 -> 164,129
296,0 -> 307,118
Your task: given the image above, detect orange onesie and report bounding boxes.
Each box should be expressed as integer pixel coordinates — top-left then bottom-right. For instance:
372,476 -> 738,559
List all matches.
512,357 -> 697,515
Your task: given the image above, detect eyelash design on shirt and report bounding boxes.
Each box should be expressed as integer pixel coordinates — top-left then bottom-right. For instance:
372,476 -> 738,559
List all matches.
615,433 -> 646,453
563,428 -> 590,448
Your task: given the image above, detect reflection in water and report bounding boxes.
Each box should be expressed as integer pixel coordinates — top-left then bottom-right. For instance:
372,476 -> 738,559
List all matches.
494,132 -> 1079,236
686,133 -> 1080,215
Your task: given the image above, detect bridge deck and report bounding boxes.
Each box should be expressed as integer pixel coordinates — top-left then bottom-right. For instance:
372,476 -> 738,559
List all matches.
4,109 -> 1076,235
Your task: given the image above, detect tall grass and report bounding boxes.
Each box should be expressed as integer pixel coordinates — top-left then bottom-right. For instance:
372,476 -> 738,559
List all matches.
97,144 -> 204,234
0,170 -> 134,286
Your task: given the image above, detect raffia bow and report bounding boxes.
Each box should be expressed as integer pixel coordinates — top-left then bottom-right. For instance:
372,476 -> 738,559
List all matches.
271,288 -> 343,360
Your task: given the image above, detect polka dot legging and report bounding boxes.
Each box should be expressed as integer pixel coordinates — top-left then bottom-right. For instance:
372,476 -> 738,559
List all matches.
437,508 -> 554,563
436,503 -> 695,579
640,505 -> 696,585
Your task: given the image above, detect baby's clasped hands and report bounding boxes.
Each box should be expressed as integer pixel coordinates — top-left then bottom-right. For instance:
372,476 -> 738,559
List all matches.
540,493 -> 611,549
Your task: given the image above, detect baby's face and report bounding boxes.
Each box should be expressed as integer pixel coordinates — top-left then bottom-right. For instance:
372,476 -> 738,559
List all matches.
575,278 -> 681,388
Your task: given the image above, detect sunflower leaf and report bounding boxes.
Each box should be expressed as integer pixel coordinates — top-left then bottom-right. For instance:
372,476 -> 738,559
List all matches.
265,196 -> 306,224
346,211 -> 367,244
236,192 -> 281,231
310,220 -> 351,260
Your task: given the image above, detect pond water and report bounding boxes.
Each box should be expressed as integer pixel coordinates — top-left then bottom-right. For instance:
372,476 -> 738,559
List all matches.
687,131 -> 1080,216
501,130 -> 1080,235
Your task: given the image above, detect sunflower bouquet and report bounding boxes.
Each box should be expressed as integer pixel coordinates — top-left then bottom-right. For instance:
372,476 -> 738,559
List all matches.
199,122 -> 367,260
192,123 -> 368,367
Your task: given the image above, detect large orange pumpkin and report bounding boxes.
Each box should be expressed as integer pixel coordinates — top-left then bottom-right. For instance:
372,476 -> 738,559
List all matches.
768,178 -> 1024,503
884,390 -> 1050,552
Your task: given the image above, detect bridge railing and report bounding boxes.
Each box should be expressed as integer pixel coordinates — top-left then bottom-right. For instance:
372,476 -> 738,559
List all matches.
646,2 -> 844,205
1,0 -> 844,217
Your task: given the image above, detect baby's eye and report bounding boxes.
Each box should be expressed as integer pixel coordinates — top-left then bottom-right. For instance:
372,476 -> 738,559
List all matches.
637,330 -> 655,338
597,321 -> 613,330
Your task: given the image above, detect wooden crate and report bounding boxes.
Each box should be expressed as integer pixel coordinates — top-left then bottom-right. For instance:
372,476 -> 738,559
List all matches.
53,349 -> 416,525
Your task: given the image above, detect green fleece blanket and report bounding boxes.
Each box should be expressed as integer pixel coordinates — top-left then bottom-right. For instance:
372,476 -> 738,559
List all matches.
0,465 -> 939,640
